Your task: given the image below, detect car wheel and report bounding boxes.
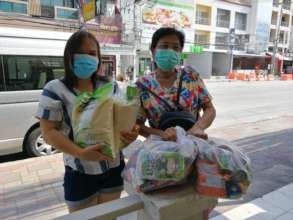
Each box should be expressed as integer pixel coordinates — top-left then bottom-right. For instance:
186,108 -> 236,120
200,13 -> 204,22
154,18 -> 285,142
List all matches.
25,127 -> 59,156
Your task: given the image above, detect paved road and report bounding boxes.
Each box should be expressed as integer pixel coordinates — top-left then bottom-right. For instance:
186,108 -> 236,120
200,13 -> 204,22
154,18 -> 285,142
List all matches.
205,80 -> 293,128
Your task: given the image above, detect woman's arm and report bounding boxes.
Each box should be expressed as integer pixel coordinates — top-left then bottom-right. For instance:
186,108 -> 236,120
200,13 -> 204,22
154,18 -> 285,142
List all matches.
40,119 -> 111,161
138,123 -> 164,138
195,101 -> 216,129
138,123 -> 177,141
187,101 -> 216,139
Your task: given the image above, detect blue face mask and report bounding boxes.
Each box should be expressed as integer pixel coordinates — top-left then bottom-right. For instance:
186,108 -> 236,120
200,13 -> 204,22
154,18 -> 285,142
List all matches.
154,49 -> 180,72
73,54 -> 99,79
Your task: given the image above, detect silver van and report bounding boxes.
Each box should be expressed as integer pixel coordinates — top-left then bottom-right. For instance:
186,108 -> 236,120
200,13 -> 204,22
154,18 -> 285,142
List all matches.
0,27 -> 70,156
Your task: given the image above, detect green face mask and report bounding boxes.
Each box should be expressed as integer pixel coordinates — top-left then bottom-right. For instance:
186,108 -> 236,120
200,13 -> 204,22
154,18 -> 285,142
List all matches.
154,49 -> 180,72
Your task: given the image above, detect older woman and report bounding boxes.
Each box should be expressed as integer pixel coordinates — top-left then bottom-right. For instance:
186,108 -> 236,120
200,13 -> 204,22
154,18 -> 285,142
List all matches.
136,27 -> 216,141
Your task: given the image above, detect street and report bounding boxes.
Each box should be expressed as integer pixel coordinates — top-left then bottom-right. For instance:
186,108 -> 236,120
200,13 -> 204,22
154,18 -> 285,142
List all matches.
1,80 -> 293,219
206,80 -> 293,128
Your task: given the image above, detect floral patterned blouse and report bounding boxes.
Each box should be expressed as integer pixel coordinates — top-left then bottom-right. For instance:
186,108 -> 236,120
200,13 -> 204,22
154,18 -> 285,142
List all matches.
136,66 -> 212,128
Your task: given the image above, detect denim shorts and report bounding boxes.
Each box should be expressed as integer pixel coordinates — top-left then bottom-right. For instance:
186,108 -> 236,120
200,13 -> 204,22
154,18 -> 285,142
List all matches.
63,160 -> 125,208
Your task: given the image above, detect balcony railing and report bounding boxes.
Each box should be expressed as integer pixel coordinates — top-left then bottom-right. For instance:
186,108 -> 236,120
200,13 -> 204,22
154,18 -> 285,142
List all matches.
217,19 -> 230,28
281,21 -> 289,27
215,41 -> 229,50
235,21 -> 246,31
194,35 -> 210,48
282,3 -> 291,10
195,16 -> 211,25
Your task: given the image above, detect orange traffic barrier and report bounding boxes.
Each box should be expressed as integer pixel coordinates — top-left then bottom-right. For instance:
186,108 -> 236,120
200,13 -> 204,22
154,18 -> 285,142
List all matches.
236,73 -> 245,81
281,74 -> 293,80
227,72 -> 235,80
267,74 -> 275,81
258,75 -> 265,81
249,72 -> 256,81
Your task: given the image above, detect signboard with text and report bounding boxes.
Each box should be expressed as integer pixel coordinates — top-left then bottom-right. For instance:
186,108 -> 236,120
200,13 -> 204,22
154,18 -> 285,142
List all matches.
140,0 -> 195,49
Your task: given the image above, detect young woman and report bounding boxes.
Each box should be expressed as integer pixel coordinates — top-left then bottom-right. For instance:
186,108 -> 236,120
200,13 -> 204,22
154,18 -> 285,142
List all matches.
36,30 -> 138,212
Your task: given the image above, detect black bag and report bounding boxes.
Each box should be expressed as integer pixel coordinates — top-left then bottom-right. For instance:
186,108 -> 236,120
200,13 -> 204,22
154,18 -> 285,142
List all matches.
138,71 -> 197,131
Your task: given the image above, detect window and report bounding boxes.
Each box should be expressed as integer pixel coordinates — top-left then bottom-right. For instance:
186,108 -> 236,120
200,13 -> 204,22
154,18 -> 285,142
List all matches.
40,0 -> 74,8
0,56 -> 5,91
195,11 -> 210,25
215,32 -> 229,49
194,31 -> 210,48
234,35 -> 249,51
2,56 -> 64,91
0,1 -> 27,14
56,7 -> 79,19
217,9 -> 230,28
235,12 -> 247,31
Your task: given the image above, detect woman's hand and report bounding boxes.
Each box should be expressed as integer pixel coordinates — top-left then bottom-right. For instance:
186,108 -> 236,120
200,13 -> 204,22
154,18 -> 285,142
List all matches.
160,127 -> 177,141
120,125 -> 140,144
78,144 -> 113,161
187,126 -> 208,140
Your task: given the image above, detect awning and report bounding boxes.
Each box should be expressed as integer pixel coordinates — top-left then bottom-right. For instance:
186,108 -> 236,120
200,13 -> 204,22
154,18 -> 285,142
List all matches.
233,52 -> 270,58
265,52 -> 293,61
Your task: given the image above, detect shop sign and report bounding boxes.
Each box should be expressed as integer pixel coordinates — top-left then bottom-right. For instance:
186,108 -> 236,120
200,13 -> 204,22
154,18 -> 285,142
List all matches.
80,0 -> 95,21
181,53 -> 188,60
86,14 -> 122,44
190,45 -> 203,54
141,0 -> 195,48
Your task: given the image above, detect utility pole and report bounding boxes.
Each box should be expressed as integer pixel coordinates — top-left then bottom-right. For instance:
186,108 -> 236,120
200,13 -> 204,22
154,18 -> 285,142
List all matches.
228,28 -> 236,73
271,0 -> 284,76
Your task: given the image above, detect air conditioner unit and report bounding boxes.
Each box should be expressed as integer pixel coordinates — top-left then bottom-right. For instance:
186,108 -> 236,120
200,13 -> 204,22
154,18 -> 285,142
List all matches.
41,5 -> 55,18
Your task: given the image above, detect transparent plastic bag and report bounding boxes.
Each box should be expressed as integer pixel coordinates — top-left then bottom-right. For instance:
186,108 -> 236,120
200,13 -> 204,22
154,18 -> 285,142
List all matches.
191,136 -> 252,198
122,127 -> 198,192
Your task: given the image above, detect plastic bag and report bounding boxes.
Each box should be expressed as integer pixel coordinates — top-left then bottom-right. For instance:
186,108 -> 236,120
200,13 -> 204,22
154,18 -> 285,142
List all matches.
72,82 -> 139,158
122,127 -> 198,192
192,137 -> 252,199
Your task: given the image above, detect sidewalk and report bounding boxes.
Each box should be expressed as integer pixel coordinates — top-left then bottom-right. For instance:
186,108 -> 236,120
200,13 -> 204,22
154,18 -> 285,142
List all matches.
1,116 -> 293,220
0,154 -> 67,220
211,183 -> 293,220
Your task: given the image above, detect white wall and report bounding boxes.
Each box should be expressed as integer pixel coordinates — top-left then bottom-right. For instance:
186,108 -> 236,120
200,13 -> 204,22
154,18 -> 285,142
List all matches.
184,52 -> 213,78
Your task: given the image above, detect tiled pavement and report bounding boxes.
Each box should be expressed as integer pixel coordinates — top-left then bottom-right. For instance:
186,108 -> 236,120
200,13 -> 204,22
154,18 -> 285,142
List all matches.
0,154 -> 68,220
211,183 -> 293,220
1,116 -> 293,220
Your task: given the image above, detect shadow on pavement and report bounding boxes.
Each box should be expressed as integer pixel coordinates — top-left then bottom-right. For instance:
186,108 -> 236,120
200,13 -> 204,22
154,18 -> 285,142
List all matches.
211,128 -> 293,217
0,152 -> 29,163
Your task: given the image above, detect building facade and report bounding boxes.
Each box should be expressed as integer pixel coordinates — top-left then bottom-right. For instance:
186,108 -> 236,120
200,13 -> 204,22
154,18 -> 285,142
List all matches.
0,0 -> 135,79
133,0 -> 293,78
267,0 -> 293,74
